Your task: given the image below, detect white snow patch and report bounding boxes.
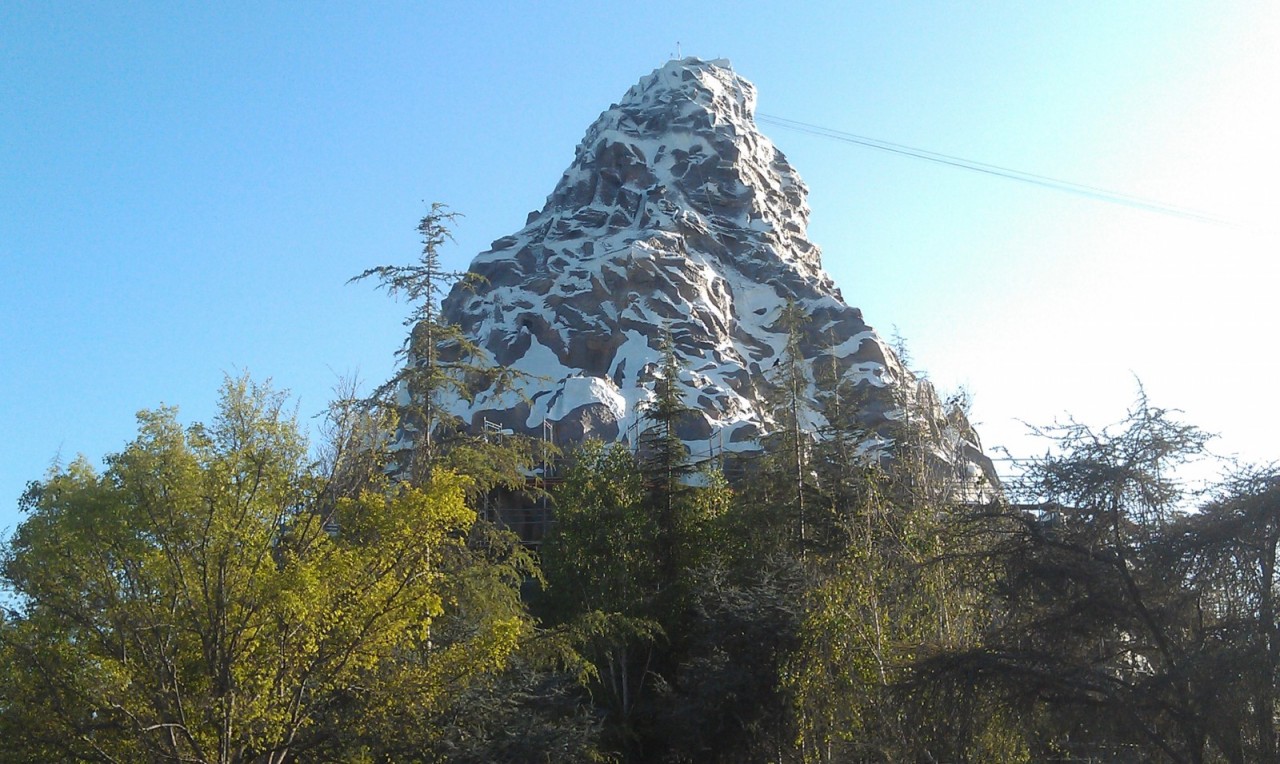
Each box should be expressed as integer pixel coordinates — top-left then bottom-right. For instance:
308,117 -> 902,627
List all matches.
552,375 -> 626,420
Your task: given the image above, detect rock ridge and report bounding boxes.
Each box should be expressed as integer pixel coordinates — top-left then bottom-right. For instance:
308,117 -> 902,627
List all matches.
434,57 -> 995,497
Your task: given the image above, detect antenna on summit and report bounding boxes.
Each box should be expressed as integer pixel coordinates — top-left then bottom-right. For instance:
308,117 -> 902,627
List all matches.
677,41 -> 681,58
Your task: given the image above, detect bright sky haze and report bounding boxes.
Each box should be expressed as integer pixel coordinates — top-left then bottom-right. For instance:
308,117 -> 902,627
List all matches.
3,1 -> 1278,538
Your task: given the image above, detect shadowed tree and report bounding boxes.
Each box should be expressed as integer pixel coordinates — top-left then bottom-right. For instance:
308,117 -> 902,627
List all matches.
911,393 -> 1226,763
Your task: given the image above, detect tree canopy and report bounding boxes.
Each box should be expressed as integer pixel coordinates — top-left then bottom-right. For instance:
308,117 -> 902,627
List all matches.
0,377 -> 585,763
4,204 -> 1278,763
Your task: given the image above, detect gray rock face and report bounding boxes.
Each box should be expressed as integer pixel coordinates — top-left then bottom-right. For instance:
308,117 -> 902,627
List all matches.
437,57 -> 995,497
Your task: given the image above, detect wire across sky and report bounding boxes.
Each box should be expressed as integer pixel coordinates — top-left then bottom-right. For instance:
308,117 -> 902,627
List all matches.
757,114 -> 1230,225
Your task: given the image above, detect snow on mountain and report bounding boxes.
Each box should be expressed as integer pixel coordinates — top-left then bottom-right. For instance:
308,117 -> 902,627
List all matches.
437,57 -> 994,494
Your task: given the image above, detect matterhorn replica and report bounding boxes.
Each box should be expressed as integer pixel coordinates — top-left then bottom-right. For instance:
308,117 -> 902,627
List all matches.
437,57 -> 995,496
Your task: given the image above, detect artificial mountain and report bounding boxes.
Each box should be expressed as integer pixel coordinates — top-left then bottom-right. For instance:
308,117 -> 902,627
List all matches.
438,57 -> 995,496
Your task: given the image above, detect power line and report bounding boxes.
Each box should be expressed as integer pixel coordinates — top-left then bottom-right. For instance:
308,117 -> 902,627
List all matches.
757,113 -> 1231,225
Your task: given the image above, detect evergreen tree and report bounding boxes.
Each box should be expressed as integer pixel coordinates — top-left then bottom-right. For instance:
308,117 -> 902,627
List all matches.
351,205 -> 467,472
351,204 -> 538,488
538,440 -> 662,734
637,332 -> 710,597
729,304 -> 822,566
762,300 -> 829,555
539,338 -> 736,761
912,393 -> 1219,761
1165,465 -> 1280,763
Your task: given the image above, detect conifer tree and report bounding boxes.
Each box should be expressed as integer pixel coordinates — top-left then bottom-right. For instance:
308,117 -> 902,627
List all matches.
639,332 -> 702,591
351,205 -> 467,470
538,441 -> 662,729
539,336 -> 735,760
736,300 -> 830,561
351,204 -> 539,490
777,300 -> 817,553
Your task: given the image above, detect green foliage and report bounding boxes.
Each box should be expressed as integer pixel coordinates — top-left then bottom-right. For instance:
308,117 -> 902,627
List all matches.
538,441 -> 664,751
744,299 -> 823,559
654,561 -> 805,763
0,376 -> 551,763
634,335 -> 727,615
1167,466 -> 1280,762
540,405 -> 733,760
908,394 -> 1280,762
781,461 -> 992,763
351,204 -> 540,483
9,289 -> 1280,764
542,440 -> 656,618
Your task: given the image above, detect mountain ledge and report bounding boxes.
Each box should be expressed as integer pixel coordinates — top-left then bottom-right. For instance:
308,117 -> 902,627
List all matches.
436,57 -> 997,499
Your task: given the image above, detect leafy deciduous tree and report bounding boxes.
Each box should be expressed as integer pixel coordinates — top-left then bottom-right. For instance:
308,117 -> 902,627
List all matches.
0,377 -> 533,763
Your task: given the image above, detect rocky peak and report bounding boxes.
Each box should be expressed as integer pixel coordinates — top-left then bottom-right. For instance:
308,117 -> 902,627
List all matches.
433,57 -> 995,497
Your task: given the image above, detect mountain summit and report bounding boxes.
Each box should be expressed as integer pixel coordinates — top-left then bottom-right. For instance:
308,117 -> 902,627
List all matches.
439,57 -> 993,493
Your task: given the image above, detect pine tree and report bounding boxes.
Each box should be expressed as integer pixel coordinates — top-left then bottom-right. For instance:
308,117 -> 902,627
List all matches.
351,205 -> 465,467
351,204 -> 538,489
776,299 -> 815,554
736,300 -> 830,561
639,332 -> 701,590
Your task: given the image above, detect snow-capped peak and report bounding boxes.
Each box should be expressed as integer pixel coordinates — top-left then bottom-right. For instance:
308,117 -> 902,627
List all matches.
433,58 -> 994,496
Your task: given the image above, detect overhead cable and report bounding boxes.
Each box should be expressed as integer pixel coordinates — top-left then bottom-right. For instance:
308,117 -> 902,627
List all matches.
757,113 -> 1230,225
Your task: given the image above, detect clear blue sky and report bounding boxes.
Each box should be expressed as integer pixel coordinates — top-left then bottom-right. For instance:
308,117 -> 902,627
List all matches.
3,1 -> 1277,538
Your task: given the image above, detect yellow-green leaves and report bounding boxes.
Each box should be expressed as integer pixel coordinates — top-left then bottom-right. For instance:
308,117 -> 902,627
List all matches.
0,376 -> 530,763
